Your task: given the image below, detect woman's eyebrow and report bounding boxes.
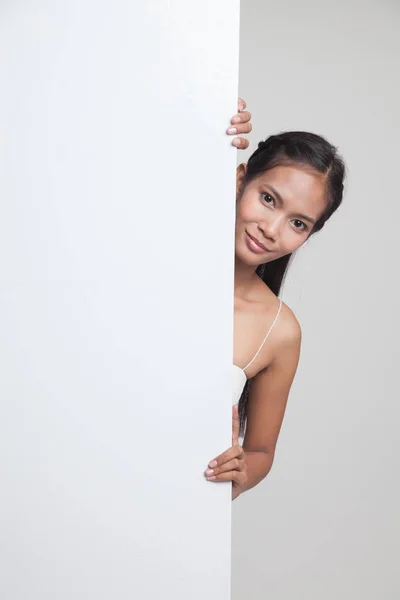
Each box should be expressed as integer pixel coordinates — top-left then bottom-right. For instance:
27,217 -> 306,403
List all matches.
263,184 -> 316,225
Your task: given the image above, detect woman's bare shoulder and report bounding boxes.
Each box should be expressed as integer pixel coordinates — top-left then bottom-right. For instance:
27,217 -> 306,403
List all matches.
241,281 -> 301,376
256,282 -> 301,346
279,301 -> 302,343
255,279 -> 301,340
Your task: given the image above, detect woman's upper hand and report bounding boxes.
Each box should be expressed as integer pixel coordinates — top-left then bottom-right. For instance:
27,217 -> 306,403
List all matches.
227,98 -> 252,149
205,404 -> 248,500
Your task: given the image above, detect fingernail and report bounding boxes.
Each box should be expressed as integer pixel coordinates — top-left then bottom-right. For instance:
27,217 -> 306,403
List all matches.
233,139 -> 241,147
205,469 -> 214,476
227,127 -> 237,134
209,460 -> 217,468
207,476 -> 216,481
232,117 -> 241,124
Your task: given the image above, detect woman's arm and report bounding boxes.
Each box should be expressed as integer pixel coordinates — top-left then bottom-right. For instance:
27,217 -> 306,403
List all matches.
237,316 -> 302,498
205,311 -> 302,500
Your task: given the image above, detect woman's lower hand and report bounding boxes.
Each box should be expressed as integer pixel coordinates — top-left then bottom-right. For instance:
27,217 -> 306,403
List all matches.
205,404 -> 248,500
227,98 -> 252,149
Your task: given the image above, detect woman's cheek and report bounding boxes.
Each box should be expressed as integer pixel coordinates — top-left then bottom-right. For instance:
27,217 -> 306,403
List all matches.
236,207 -> 250,226
239,199 -> 259,223
287,232 -> 307,253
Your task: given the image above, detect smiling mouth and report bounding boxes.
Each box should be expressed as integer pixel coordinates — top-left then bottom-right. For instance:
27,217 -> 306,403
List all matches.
245,231 -> 271,253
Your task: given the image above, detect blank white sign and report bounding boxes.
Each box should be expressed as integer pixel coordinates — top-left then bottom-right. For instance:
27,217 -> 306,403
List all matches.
0,2 -> 239,598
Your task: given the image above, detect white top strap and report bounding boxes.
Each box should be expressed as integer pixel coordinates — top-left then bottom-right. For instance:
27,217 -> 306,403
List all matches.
243,299 -> 283,372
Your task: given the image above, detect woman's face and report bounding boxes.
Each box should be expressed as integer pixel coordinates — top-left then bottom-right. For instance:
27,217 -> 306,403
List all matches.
235,163 -> 328,266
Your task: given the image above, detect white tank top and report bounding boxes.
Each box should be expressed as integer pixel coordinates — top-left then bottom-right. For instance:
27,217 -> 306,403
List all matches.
232,299 -> 283,406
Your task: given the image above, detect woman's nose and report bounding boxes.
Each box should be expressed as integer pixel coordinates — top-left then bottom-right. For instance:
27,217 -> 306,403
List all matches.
258,216 -> 280,241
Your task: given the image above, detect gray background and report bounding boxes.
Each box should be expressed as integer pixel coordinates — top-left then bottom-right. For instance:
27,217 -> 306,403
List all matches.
233,1 -> 400,598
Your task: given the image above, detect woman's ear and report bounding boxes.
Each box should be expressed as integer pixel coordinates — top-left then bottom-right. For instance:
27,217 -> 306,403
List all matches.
236,163 -> 248,201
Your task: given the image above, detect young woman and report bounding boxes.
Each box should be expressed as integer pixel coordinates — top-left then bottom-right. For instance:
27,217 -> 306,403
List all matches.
205,99 -> 346,500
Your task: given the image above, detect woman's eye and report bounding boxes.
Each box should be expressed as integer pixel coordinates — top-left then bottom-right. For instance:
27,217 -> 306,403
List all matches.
292,219 -> 307,231
262,193 -> 274,206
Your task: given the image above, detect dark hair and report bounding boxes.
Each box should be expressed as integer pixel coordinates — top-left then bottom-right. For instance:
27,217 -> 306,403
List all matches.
238,131 -> 346,436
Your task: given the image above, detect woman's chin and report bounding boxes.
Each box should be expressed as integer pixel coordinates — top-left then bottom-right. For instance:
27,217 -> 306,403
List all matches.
235,247 -> 273,267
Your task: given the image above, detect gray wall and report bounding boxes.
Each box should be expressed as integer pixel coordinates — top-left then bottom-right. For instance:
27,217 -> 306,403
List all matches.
233,1 -> 400,598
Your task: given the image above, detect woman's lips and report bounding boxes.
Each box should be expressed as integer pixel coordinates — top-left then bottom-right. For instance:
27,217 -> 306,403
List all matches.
245,231 -> 270,254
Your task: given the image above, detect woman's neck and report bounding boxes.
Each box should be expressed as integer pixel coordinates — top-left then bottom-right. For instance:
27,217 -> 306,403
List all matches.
234,258 -> 259,297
